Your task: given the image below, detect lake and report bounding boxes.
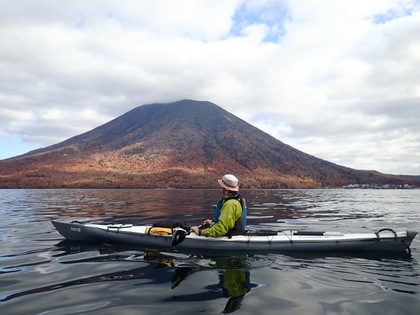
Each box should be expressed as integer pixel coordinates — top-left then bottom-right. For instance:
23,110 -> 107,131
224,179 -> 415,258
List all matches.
0,189 -> 419,314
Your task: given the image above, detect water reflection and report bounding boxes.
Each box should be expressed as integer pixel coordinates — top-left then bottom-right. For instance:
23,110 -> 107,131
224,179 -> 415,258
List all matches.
162,254 -> 253,314
215,259 -> 252,314
3,189 -> 418,231
1,243 -> 169,302
2,240 -> 254,313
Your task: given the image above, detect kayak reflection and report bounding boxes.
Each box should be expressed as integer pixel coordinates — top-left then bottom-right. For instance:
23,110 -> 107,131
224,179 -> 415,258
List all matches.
145,252 -> 253,313
51,242 -> 254,313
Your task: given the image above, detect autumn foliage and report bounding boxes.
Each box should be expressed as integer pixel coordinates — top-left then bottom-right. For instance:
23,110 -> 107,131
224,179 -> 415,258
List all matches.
0,100 -> 417,189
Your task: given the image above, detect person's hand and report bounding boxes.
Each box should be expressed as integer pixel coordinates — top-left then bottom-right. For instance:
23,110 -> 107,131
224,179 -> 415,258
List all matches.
190,226 -> 200,235
202,219 -> 212,228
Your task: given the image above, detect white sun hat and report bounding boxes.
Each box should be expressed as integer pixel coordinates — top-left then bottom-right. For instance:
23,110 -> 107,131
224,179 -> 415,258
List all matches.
218,174 -> 239,191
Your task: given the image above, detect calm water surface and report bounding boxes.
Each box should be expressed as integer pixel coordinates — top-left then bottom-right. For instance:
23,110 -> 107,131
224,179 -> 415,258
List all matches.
0,189 -> 419,314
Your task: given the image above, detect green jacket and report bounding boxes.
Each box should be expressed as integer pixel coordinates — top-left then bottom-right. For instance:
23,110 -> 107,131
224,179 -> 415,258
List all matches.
202,197 -> 242,237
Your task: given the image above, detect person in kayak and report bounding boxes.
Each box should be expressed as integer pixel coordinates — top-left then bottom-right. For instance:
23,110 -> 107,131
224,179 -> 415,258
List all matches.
191,174 -> 247,237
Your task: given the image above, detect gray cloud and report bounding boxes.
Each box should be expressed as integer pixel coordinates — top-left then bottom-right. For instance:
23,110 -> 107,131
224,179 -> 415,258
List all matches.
0,0 -> 419,174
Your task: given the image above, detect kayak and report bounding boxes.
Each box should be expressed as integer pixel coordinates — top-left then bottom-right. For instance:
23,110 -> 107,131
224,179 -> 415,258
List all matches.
51,220 -> 417,253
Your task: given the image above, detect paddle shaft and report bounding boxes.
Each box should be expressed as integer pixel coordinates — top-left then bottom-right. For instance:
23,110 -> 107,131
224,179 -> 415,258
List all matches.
186,223 -> 204,237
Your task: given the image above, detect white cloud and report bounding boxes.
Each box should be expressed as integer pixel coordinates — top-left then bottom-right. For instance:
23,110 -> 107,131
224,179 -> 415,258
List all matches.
0,0 -> 419,174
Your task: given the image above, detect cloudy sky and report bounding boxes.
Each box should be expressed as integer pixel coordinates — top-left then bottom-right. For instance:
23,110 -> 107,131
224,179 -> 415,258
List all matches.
1,0 -> 419,175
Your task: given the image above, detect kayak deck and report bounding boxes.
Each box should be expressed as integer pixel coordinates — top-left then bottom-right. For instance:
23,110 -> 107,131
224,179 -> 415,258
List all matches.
51,220 -> 417,253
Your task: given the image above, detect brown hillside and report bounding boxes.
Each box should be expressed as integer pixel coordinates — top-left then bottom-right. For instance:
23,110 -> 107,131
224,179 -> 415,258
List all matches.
0,100 -> 417,188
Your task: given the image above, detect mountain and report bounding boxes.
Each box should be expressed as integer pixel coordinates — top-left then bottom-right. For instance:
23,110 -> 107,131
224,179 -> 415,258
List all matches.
0,99 -> 418,189
397,175 -> 420,181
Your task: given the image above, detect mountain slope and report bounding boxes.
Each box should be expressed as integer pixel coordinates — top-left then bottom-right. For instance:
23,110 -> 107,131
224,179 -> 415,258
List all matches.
0,100 -> 417,188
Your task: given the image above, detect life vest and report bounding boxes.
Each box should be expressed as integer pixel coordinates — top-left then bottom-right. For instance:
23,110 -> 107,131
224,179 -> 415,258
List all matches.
213,193 -> 247,233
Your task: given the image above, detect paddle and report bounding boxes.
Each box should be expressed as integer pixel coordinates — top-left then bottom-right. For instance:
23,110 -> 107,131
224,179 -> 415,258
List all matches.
172,224 -> 203,247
